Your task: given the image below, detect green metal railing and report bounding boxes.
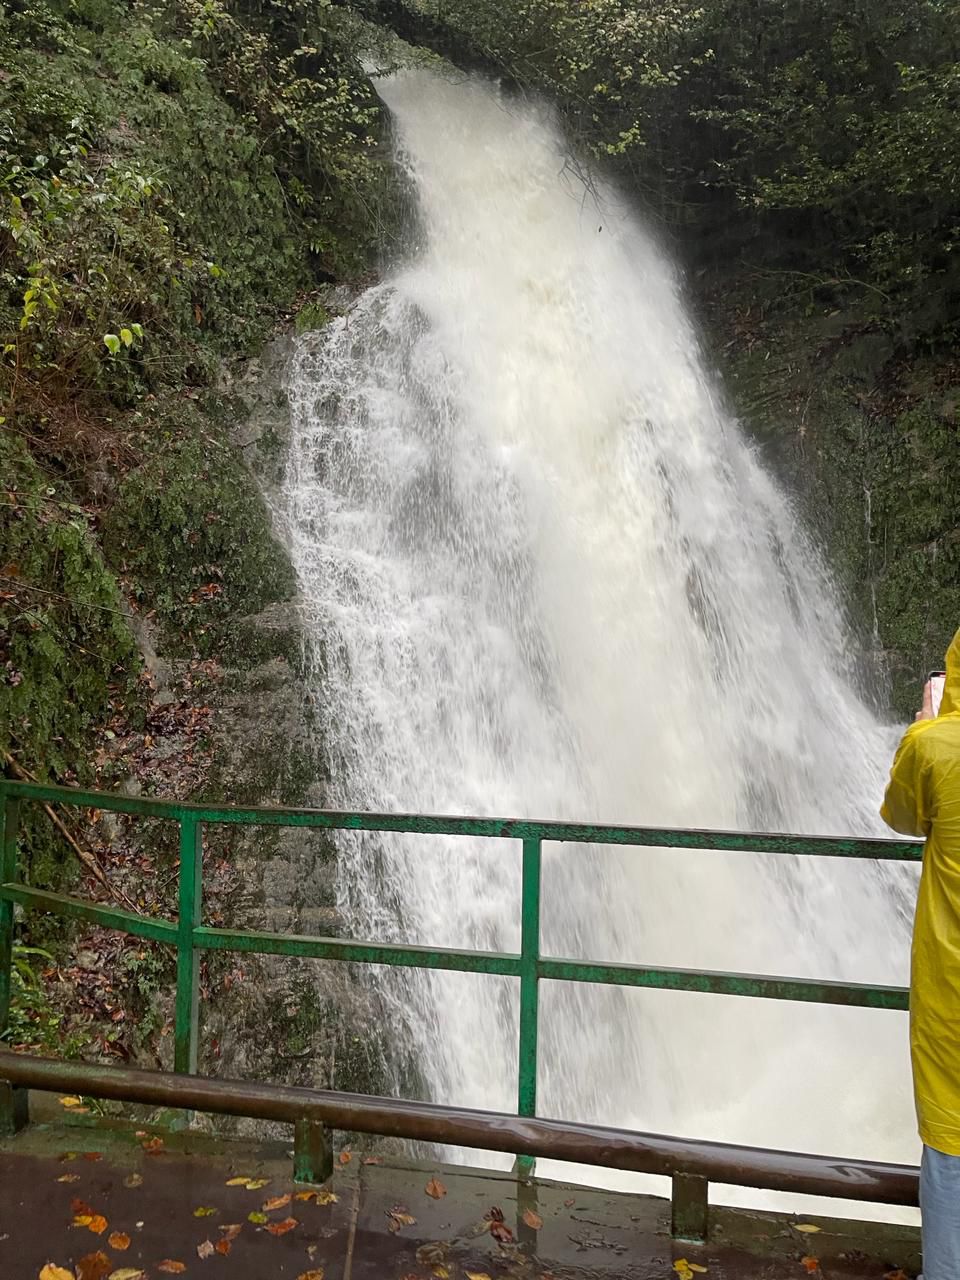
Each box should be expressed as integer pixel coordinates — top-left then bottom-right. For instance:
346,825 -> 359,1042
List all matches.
0,778 -> 921,1218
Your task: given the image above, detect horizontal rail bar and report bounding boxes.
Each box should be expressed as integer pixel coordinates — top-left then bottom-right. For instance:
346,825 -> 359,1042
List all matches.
0,1051 -> 919,1206
0,884 -> 177,944
0,781 -> 923,860
195,926 -> 522,976
539,958 -> 909,1009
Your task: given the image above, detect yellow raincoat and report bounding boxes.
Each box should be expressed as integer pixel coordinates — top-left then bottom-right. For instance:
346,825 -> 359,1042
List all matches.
882,628 -> 960,1154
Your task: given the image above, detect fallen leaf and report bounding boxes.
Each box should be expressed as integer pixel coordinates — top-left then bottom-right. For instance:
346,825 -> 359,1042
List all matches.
107,1233 -> 130,1251
74,1215 -> 93,1227
363,1157 -> 383,1166
262,1194 -> 291,1211
521,1209 -> 543,1230
563,1198 -> 575,1208
88,1215 -> 108,1235
245,1178 -> 270,1190
157,1263 -> 187,1274
197,1240 -> 215,1259
39,1267 -> 74,1280
249,1210 -> 268,1224
433,1269 -> 450,1279
338,1151 -> 352,1165
72,1198 -> 94,1215
83,1153 -> 102,1163
387,1210 -> 417,1233
265,1217 -> 298,1236
57,1174 -> 81,1184
689,1268 -> 708,1275
295,1190 -> 318,1202
490,1220 -> 514,1244
425,1178 -> 447,1200
219,1224 -> 243,1241
416,1244 -> 449,1266
76,1251 -> 112,1280
314,1189 -> 338,1206
673,1263 -> 694,1280
141,1137 -> 164,1154
226,1176 -> 250,1186
465,1273 -> 493,1280
107,1270 -> 144,1280
59,1152 -> 79,1162
794,1224 -> 821,1234
122,1174 -> 143,1190
193,1206 -> 217,1217
297,1272 -> 325,1280
215,1239 -> 231,1256
59,1096 -> 84,1108
883,1273 -> 908,1280
802,1261 -> 820,1274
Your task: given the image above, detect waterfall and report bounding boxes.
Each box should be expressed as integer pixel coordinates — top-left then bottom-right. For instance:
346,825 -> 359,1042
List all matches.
280,69 -> 920,1218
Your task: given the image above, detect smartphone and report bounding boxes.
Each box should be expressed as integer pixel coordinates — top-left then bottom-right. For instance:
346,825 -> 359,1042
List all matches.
930,670 -> 947,717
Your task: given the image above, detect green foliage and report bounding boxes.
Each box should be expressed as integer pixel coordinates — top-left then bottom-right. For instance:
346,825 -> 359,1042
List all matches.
0,430 -> 138,775
103,427 -> 296,653
3,939 -> 84,1055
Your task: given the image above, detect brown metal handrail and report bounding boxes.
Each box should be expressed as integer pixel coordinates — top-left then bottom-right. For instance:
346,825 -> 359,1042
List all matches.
0,1050 -> 918,1240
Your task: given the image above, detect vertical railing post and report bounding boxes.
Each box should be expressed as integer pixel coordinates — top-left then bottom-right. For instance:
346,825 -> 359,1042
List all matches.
516,835 -> 542,1178
174,816 -> 202,1076
0,786 -> 20,1037
0,786 -> 28,1135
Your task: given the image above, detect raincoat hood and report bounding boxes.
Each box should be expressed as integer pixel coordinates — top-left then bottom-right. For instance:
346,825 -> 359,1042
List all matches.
942,626 -> 960,716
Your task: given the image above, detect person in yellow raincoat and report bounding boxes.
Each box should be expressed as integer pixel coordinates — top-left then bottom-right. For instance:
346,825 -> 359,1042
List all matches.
882,627 -> 960,1280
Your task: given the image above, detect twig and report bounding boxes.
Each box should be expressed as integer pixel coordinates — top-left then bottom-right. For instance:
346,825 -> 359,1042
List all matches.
3,752 -> 139,913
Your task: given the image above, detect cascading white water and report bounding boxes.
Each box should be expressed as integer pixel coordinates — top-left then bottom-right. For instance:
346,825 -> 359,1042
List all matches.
280,70 -> 921,1217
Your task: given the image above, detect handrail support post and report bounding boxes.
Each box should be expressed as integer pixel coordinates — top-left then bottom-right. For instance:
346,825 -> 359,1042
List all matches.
294,1115 -> 333,1184
671,1172 -> 708,1243
516,835 -> 542,1179
174,817 -> 203,1076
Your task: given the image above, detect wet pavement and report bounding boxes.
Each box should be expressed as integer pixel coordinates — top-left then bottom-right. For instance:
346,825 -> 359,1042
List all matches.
0,1108 -> 920,1280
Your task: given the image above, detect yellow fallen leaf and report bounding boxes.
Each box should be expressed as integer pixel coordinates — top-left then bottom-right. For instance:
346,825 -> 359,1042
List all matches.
297,1271 -> 325,1280
59,1096 -> 84,1108
39,1267 -> 75,1280
794,1224 -> 822,1234
465,1273 -> 493,1280
226,1176 -> 250,1186
57,1174 -> 81,1184
193,1206 -> 217,1217
245,1178 -> 270,1190
433,1269 -> 450,1280
107,1270 -> 144,1280
248,1211 -> 268,1225
689,1267 -> 708,1275
673,1262 -> 694,1280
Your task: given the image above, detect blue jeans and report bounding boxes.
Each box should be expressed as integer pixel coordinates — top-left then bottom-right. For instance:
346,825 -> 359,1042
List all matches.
921,1145 -> 960,1279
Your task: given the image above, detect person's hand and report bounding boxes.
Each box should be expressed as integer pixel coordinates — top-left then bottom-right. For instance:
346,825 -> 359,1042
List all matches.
915,680 -> 935,722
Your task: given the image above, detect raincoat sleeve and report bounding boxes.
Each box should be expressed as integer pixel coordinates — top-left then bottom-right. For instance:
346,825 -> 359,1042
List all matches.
881,722 -> 934,839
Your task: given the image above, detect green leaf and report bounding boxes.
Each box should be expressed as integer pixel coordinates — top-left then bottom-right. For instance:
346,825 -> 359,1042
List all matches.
103,333 -> 121,354
131,323 -> 144,339
119,328 -> 134,347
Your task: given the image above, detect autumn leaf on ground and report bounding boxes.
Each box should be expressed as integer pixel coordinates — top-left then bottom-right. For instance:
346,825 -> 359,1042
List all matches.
72,1198 -> 94,1215
83,1153 -> 102,1162
40,1267 -> 76,1280
122,1174 -> 143,1189
490,1220 -> 514,1244
107,1232 -> 130,1251
265,1217 -> 298,1236
416,1244 -> 449,1266
141,1137 -> 164,1154
219,1224 -> 243,1242
363,1157 -> 383,1166
193,1206 -> 217,1217
262,1194 -> 291,1211
58,1174 -> 81,1184
432,1268 -> 450,1279
338,1151 -> 352,1165
521,1208 -> 543,1230
387,1209 -> 417,1233
74,1214 -> 108,1235
297,1271 -> 325,1280
215,1239 -> 231,1256
157,1263 -> 187,1274
76,1251 -> 112,1280
883,1272 -> 908,1280
425,1178 -> 446,1200
248,1211 -> 268,1225
802,1260 -> 820,1274
197,1240 -> 215,1259
59,1096 -> 84,1109
59,1152 -> 78,1162
314,1189 -> 338,1206
673,1261 -> 706,1279
465,1273 -> 493,1280
793,1223 -> 821,1234
226,1176 -> 250,1186
563,1198 -> 575,1208
295,1190 -> 318,1202
107,1270 -> 144,1280
244,1178 -> 270,1190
